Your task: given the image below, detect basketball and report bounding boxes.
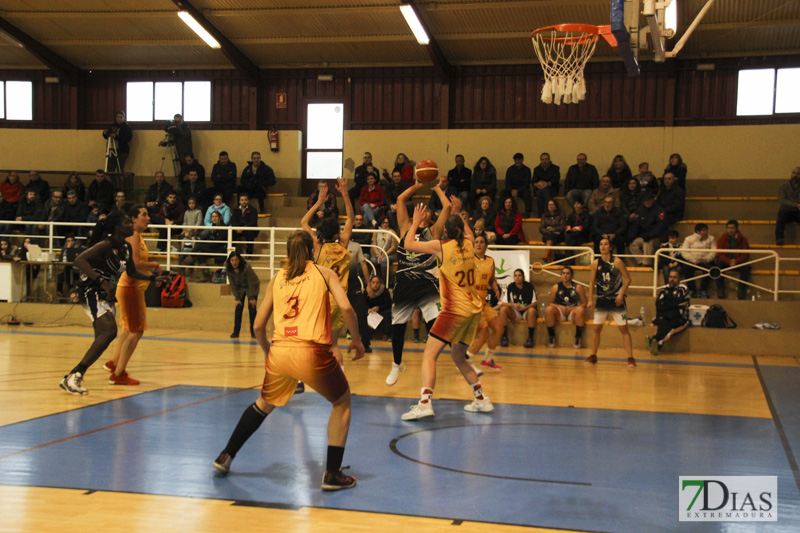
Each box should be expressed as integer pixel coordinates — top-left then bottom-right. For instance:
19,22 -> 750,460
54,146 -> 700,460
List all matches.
415,159 -> 439,183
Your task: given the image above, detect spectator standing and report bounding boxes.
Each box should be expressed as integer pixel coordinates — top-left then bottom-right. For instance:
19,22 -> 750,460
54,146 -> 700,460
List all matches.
240,151 -> 276,212
657,172 -> 686,227
564,153 -> 600,206
532,152 -> 561,217
647,268 -> 690,355
471,157 -> 498,208
102,111 -> 133,172
231,193 -> 259,255
87,170 -> 116,212
164,113 -> 192,162
225,251 -> 260,338
681,223 -> 715,298
504,153 -> 532,218
775,166 -> 800,245
606,154 -> 632,190
210,151 -> 238,204
447,154 -> 472,206
495,196 -> 525,245
62,172 -> 86,203
627,192 -> 667,267
663,153 -> 687,191
714,219 -> 751,300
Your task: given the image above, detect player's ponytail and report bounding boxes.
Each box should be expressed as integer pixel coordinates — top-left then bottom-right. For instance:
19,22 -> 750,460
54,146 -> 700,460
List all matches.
286,230 -> 314,279
444,214 -> 465,250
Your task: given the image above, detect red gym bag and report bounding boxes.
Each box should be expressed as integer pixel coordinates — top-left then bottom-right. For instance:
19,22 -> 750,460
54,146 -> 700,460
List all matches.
161,275 -> 187,308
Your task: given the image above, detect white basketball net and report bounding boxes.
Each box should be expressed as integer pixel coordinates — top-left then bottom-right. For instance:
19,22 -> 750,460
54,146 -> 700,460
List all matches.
531,29 -> 599,105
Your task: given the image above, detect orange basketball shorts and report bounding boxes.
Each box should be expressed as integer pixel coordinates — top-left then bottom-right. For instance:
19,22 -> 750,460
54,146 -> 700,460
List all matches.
260,343 -> 349,406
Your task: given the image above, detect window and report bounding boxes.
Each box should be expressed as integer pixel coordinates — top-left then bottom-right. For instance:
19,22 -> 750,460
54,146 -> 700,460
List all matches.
737,67 -> 800,116
126,81 -> 211,122
305,103 -> 345,180
1,81 -> 33,120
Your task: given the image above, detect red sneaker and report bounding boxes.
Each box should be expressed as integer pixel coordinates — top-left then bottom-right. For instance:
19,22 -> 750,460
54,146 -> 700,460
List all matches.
480,360 -> 503,370
321,469 -> 357,491
109,371 -> 140,385
585,354 -> 598,365
627,357 -> 637,368
103,360 -> 116,372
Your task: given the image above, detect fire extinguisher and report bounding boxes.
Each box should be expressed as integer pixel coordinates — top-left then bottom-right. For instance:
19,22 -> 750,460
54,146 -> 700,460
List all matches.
268,128 -> 279,152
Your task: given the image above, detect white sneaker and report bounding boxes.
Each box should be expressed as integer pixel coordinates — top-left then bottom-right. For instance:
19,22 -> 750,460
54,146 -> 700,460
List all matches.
469,361 -> 484,378
385,362 -> 406,386
401,401 -> 435,420
59,371 -> 87,395
464,397 -> 494,413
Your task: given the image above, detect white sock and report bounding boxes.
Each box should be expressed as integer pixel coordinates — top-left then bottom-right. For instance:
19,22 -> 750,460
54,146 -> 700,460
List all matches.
420,387 -> 433,403
469,382 -> 484,400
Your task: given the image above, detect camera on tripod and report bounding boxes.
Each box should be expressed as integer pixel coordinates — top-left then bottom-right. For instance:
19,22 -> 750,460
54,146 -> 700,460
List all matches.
159,131 -> 175,147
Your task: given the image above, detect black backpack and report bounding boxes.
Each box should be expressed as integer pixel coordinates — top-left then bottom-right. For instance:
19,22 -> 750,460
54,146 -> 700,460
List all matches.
702,304 -> 737,329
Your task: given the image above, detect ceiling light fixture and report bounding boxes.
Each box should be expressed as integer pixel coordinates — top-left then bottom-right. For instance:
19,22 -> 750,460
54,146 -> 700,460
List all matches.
399,4 -> 430,45
177,11 -> 221,49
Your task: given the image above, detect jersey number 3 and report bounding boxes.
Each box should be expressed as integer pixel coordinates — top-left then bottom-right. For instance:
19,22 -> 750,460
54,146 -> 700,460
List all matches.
283,296 -> 300,319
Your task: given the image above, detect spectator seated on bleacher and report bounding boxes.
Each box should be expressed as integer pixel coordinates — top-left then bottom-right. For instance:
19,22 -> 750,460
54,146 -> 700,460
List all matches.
350,213 -> 373,251
647,268 -> 690,356
620,177 -> 643,223
657,172 -> 685,227
775,166 -> 800,245
663,153 -> 688,192
499,268 -> 538,349
539,199 -> 566,263
0,190 -> 16,236
183,210 -> 227,275
307,180 -> 339,221
359,173 -> 386,228
428,176 -> 457,223
0,238 -> 16,260
657,230 -> 682,286
714,219 -> 751,300
532,152 -> 560,217
564,198 -> 591,262
1,171 -> 24,211
383,153 -> 415,186
15,190 -> 43,238
349,152 -> 372,204
42,190 -> 67,240
57,234 -> 84,296
371,216 -> 397,279
180,170 -> 206,210
231,192 -> 259,255
113,191 -> 130,214
590,195 -> 626,254
86,170 -> 116,213
204,193 -> 231,226
447,154 -> 472,207
627,192 -> 666,267
25,171 -> 50,204
471,195 -> 496,230
681,222 -> 715,298
157,192 -> 186,252
62,172 -> 86,202
62,190 -> 89,239
564,153 -> 600,206
495,195 -> 525,246
471,217 -> 496,244
144,171 -> 174,222
504,153 -> 533,218
606,154 -> 633,190
178,152 -> 205,187
470,157 -> 498,209
210,151 -> 237,204
365,275 -> 392,347
635,162 -> 659,194
587,175 -> 620,212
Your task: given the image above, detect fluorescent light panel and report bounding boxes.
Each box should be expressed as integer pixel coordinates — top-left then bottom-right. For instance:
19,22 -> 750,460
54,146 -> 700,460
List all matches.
665,1 -> 678,32
399,4 -> 430,45
177,11 -> 221,49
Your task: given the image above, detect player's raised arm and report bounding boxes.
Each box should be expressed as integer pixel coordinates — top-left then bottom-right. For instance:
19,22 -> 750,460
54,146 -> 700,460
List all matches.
430,175 -> 450,240
301,183 -> 328,235
335,177 -> 354,248
404,204 -> 442,257
396,180 -> 424,236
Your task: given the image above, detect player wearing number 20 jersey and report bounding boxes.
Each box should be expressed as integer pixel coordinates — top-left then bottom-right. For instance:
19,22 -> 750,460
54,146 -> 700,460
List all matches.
429,238 -> 483,345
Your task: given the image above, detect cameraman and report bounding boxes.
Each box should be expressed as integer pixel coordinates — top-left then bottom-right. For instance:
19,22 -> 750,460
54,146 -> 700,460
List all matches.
164,113 -> 192,162
102,111 -> 133,172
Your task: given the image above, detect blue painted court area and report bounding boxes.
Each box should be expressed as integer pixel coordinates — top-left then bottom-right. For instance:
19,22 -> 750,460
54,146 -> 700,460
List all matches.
1,385 -> 798,532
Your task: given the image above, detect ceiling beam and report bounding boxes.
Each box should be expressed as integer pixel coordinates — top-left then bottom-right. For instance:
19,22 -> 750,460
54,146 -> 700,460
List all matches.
170,0 -> 259,83
689,18 -> 800,31
0,16 -> 80,81
405,1 -> 453,79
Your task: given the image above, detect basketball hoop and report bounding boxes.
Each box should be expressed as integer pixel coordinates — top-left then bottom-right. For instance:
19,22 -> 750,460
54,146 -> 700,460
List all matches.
531,24 -> 617,105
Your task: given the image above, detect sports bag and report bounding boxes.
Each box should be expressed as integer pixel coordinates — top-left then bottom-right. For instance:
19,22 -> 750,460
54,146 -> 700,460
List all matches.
701,304 -> 736,329
161,274 -> 187,308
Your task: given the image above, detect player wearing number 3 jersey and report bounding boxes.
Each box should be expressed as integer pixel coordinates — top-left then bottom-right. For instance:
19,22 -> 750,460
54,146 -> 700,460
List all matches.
400,204 -> 494,421
213,230 -> 365,491
301,176 -> 354,367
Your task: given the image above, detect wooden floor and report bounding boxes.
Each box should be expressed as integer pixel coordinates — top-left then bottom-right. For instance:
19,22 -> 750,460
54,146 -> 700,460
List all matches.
1,325 -> 798,532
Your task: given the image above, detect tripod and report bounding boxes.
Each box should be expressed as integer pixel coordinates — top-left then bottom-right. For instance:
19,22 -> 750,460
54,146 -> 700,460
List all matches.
159,135 -> 180,177
105,135 -> 121,174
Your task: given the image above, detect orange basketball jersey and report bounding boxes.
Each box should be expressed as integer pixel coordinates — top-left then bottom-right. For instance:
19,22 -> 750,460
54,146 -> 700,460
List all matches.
473,254 -> 495,301
117,233 -> 151,289
316,242 -> 350,293
438,239 -> 482,316
272,261 -> 332,345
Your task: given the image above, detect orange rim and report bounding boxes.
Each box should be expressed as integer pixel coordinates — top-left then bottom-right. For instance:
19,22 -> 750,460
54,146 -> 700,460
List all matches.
531,23 -> 613,45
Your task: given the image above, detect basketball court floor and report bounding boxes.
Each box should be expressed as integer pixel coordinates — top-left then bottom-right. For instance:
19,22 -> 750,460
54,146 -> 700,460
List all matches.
1,326 -> 798,532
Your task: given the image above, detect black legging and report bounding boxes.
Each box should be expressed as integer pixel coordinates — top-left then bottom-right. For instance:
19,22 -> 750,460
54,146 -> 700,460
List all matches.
73,313 -> 117,373
233,299 -> 257,335
391,318 -> 436,365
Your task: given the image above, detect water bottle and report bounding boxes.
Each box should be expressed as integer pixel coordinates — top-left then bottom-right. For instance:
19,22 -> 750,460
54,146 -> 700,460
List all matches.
639,306 -> 646,324
540,300 -> 546,316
